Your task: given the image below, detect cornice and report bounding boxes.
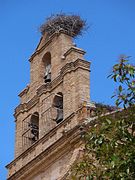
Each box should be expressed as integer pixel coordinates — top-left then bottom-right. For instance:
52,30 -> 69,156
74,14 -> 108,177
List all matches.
35,36 -> 43,51
29,37 -> 53,62
63,46 -> 86,58
60,58 -> 90,77
14,95 -> 39,118
37,75 -> 63,97
18,85 -> 29,98
14,103 -> 27,119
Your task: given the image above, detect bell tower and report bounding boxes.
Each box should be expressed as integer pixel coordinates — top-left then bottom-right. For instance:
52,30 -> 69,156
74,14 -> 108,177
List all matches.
6,15 -> 92,180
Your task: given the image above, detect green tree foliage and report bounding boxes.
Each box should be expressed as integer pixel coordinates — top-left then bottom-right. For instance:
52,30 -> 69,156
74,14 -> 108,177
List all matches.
70,57 -> 135,180
109,55 -> 135,108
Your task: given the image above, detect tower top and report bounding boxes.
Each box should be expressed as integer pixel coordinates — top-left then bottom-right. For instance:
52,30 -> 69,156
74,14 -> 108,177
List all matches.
40,13 -> 87,39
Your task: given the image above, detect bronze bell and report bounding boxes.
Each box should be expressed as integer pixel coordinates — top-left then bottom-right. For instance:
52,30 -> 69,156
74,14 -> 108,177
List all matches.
44,73 -> 51,83
56,108 -> 63,123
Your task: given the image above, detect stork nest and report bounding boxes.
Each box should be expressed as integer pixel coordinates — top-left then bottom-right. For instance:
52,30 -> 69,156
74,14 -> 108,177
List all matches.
40,14 -> 87,38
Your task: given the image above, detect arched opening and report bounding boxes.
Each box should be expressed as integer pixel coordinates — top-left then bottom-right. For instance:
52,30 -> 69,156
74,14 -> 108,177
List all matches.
53,93 -> 63,124
43,52 -> 51,83
29,112 -> 39,143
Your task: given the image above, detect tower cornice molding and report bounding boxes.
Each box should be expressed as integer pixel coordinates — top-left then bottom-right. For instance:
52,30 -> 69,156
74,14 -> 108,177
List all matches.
14,95 -> 39,118
18,85 -> 29,98
63,46 -> 86,58
60,58 -> 90,77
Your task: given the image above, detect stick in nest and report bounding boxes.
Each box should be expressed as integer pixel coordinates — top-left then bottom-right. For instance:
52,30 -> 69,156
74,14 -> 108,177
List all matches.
40,13 -> 87,38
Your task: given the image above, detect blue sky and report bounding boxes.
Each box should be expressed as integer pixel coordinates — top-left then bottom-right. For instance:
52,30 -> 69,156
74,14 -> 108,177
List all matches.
0,0 -> 135,179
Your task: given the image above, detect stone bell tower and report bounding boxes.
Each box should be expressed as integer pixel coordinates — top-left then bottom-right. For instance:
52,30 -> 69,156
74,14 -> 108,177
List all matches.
6,15 -> 92,180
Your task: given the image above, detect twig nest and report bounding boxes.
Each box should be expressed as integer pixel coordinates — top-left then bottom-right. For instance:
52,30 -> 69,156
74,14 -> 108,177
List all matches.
40,13 -> 87,38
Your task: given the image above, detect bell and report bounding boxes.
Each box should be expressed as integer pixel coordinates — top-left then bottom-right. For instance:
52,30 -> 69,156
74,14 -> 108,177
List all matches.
44,64 -> 51,83
29,123 -> 39,142
56,108 -> 63,123
44,73 -> 51,83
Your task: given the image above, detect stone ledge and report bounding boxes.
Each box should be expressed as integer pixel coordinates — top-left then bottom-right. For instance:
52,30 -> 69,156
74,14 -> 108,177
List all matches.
63,46 -> 86,58
60,58 -> 90,77
14,95 -> 39,118
18,85 -> 29,98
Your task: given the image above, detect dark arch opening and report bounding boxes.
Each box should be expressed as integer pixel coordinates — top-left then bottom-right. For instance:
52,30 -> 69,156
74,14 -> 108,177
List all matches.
53,93 -> 63,124
29,112 -> 39,143
42,52 -> 51,83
